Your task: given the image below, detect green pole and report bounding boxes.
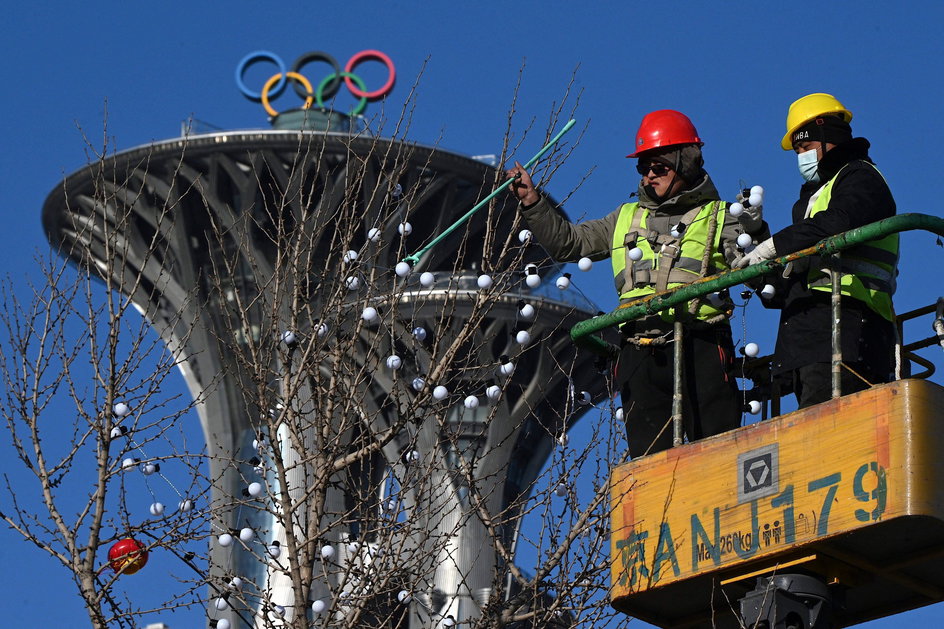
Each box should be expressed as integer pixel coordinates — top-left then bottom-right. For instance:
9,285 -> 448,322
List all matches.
402,119 -> 576,266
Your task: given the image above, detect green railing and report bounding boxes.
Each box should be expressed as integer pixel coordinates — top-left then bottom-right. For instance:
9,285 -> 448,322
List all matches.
571,213 -> 944,357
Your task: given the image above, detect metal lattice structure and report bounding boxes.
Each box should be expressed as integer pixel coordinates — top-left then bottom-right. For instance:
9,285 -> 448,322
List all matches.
42,125 -> 609,627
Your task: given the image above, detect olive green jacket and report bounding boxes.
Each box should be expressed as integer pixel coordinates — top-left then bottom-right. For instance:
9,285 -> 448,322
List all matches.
519,175 -> 746,300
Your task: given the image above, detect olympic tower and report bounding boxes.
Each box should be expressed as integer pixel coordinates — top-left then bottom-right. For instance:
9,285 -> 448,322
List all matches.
41,50 -> 608,628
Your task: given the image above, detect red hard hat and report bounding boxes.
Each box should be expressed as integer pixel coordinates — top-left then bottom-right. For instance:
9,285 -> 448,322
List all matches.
627,110 -> 703,158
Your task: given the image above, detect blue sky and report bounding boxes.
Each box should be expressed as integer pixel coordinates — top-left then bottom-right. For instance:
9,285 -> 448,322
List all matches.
2,1 -> 944,627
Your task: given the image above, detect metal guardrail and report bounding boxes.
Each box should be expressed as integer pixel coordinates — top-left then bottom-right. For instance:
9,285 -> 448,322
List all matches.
571,213 -> 944,357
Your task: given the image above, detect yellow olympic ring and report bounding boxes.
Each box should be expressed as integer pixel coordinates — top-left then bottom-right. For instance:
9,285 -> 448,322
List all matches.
261,72 -> 313,117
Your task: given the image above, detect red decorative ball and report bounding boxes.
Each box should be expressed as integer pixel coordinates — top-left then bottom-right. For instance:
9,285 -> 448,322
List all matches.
108,538 -> 148,575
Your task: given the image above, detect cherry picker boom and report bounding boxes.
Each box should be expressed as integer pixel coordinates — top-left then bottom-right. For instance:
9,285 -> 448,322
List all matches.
571,213 -> 944,629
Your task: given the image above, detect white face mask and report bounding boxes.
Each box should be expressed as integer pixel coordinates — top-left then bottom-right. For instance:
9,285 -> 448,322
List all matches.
797,148 -> 820,183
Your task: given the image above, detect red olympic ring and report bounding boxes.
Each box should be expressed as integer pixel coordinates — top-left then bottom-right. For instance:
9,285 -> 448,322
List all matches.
344,50 -> 396,100
236,50 -> 396,116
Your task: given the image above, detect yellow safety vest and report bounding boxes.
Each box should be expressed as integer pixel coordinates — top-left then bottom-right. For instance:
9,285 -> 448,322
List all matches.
611,201 -> 730,322
806,164 -> 898,321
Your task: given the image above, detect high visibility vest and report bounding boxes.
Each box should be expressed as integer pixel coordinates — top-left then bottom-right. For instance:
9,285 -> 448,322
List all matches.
806,163 -> 898,321
611,201 -> 730,322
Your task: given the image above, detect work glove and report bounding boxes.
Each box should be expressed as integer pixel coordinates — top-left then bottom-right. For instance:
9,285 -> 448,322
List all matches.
735,238 -> 776,268
734,190 -> 764,234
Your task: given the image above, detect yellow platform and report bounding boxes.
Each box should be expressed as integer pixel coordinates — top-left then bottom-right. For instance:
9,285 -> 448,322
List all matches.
611,379 -> 944,628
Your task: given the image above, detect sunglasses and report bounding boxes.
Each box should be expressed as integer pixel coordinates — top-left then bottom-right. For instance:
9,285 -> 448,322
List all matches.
635,162 -> 673,177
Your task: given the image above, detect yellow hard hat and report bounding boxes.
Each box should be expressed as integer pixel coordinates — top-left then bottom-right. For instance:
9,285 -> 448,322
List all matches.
781,93 -> 853,150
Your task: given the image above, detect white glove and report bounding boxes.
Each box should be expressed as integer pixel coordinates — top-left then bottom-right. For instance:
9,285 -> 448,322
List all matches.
735,238 -> 777,268
734,190 -> 764,234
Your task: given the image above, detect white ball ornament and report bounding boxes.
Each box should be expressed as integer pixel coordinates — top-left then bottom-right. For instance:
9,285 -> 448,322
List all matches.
518,229 -> 533,244
577,257 -> 593,271
281,330 -> 297,346
432,385 -> 449,400
477,274 -> 493,289
737,233 -> 754,249
556,273 -> 571,290
558,433 -> 569,447
420,272 -> 435,287
628,247 -> 644,261
312,600 -> 327,614
707,292 -> 725,307
316,321 -> 329,337
398,222 -> 413,236
344,250 -> 358,263
321,544 -> 336,560
367,227 -> 381,242
218,533 -> 234,547
229,576 -> 243,590
615,407 -> 624,422
361,306 -> 378,322
670,224 -> 682,239
412,326 -> 427,341
239,527 -> 254,543
178,498 -> 193,512
386,355 -> 402,370
395,261 -> 411,277
443,616 -> 456,628
555,483 -> 568,497
760,284 -> 776,299
750,185 -> 765,197
149,502 -> 165,517
110,425 -> 126,439
516,330 -> 531,345
405,450 -> 421,464
578,391 -> 592,405
215,596 -> 229,611
464,395 -> 480,409
272,605 -> 286,617
525,274 -> 541,288
398,590 -> 412,604
140,462 -> 158,475
499,361 -> 516,376
486,385 -> 501,400
748,400 -> 763,415
217,619 -> 231,629
411,377 -> 426,391
749,192 -> 763,207
247,482 -> 263,497
729,202 -> 745,217
519,303 -> 535,319
113,402 -> 131,417
743,342 -> 760,358
267,541 -> 281,558
345,276 -> 360,290
122,457 -> 136,470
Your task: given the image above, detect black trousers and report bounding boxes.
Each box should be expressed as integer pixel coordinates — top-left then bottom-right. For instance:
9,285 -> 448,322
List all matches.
617,325 -> 742,458
793,361 -> 890,409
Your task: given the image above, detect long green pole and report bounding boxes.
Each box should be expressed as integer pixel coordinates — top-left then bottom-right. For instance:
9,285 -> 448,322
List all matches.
402,119 -> 576,266
571,213 -> 944,357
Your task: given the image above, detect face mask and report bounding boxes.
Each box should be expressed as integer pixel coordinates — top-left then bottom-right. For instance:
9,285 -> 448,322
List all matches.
797,148 -> 820,183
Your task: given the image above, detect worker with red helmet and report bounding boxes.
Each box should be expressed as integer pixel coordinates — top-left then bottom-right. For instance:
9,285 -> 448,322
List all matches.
507,110 -> 765,457
736,94 -> 898,408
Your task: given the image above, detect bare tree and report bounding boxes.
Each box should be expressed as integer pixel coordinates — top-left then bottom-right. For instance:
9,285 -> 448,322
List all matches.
5,82 -> 632,629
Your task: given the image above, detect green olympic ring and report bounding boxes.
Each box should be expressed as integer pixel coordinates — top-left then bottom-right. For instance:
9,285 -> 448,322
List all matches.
317,72 -> 367,116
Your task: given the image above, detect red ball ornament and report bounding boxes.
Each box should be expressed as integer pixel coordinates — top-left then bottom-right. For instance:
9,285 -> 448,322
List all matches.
108,538 -> 148,575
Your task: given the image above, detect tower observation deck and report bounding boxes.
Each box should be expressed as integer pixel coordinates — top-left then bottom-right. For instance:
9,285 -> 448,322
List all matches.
41,109 -> 609,627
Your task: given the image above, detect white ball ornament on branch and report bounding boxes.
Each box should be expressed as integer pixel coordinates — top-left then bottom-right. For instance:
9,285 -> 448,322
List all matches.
345,276 -> 360,291
419,272 -> 435,288
320,544 -> 336,560
395,261 -> 412,277
515,330 -> 531,345
432,385 -> 449,400
412,326 -> 427,341
398,222 -> 413,236
386,355 -> 403,370
464,395 -> 480,409
368,227 -> 382,242
524,263 -> 541,288
477,274 -> 493,289
113,402 -> 131,418
218,533 -> 234,548
239,527 -> 254,543
344,249 -> 359,263
149,502 -> 165,517
267,541 -> 282,558
361,306 -> 379,323
555,273 -> 571,290
486,384 -> 501,401
518,301 -> 535,319
518,229 -> 532,244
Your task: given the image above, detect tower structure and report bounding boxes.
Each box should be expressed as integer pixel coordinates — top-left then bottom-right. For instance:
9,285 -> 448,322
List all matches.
42,103 -> 608,627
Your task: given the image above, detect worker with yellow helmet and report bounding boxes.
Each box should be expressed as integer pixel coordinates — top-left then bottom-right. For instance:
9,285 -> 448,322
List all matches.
737,93 -> 898,408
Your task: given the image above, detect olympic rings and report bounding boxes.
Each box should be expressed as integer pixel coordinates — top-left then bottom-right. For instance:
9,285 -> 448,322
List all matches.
236,50 -> 396,117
